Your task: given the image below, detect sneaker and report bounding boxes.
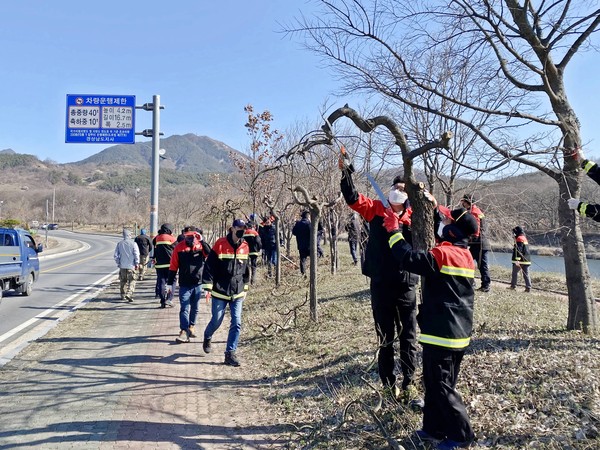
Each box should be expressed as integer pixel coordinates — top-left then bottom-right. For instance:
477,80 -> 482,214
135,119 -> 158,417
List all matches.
176,330 -> 190,343
203,338 -> 212,354
159,304 -> 166,309
188,325 -> 197,338
508,286 -> 516,290
224,351 -> 241,367
478,286 -> 490,293
524,287 -> 531,293
436,438 -> 473,450
127,297 -> 134,302
166,301 -> 173,307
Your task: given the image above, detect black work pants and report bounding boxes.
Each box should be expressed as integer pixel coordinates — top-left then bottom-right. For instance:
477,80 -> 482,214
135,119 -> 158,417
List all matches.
298,249 -> 309,275
155,267 -> 174,306
249,255 -> 258,284
370,278 -> 417,389
422,344 -> 474,443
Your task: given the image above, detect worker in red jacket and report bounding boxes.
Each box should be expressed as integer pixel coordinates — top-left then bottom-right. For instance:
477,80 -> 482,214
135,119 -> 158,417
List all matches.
166,226 -> 211,343
340,164 -> 420,404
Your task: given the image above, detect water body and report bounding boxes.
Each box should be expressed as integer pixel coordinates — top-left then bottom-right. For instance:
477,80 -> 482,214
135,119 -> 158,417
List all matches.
489,251 -> 600,279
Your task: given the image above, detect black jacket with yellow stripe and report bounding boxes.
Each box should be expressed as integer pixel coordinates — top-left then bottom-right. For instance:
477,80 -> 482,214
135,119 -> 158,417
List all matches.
388,232 -> 475,350
201,233 -> 250,300
577,160 -> 600,222
152,232 -> 177,269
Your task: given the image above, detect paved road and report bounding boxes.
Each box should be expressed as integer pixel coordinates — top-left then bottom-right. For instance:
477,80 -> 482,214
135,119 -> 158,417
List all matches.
0,231 -> 120,364
0,245 -> 287,449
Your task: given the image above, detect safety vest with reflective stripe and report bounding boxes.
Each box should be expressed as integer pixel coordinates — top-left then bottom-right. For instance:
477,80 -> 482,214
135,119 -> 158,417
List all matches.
152,233 -> 176,269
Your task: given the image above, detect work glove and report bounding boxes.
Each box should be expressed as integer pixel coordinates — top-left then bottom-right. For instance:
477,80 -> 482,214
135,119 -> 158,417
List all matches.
571,147 -> 585,162
424,190 -> 437,207
567,198 -> 581,210
382,208 -> 401,233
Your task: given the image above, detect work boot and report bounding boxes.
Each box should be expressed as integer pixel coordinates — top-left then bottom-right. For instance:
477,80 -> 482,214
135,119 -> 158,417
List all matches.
224,351 -> 241,367
478,285 -> 490,293
508,285 -> 516,290
203,338 -> 212,354
524,287 -> 531,293
414,429 -> 442,444
176,330 -> 190,343
188,325 -> 197,338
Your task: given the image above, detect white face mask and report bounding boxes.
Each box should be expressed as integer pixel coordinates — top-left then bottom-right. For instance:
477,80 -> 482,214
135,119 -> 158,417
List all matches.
437,222 -> 446,239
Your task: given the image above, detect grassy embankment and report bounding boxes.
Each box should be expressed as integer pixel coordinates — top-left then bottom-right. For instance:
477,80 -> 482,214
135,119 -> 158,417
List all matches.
241,253 -> 600,449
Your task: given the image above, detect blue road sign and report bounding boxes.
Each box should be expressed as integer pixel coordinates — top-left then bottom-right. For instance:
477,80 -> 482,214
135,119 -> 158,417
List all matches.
65,94 -> 136,144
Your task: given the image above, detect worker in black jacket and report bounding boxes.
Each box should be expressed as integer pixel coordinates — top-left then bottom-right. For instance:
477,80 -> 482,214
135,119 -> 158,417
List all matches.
292,211 -> 311,275
152,223 -> 177,308
243,222 -> 262,284
340,165 -> 419,403
568,154 -> 600,221
383,206 -> 478,450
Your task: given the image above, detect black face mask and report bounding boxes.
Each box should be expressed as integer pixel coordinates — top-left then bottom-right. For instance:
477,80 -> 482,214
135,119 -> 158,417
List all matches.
235,229 -> 244,239
184,236 -> 194,246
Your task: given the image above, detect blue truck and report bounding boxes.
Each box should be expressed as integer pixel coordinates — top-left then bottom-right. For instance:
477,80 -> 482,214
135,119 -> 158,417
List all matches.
0,228 -> 43,300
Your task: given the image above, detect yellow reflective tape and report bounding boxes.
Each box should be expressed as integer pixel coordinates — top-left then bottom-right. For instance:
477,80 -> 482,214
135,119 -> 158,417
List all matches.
155,263 -> 170,269
218,253 -> 249,260
201,283 -> 213,290
439,266 -> 475,278
388,232 -> 404,247
580,202 -> 589,217
419,334 -> 470,349
155,241 -> 173,245
584,160 -> 595,173
249,252 -> 260,256
212,291 -> 246,300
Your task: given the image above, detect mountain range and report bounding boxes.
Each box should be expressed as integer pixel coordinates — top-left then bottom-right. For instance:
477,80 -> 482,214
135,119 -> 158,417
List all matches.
70,133 -> 243,173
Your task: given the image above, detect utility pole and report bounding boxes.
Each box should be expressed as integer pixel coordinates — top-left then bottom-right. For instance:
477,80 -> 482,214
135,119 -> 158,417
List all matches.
136,95 -> 164,238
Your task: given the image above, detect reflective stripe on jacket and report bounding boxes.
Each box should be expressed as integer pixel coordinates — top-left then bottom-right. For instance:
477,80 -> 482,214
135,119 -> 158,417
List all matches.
201,233 -> 250,300
388,234 -> 475,350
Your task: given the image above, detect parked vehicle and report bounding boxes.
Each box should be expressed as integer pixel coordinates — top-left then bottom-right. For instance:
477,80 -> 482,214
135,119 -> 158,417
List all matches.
48,224 -> 59,230
0,228 -> 43,299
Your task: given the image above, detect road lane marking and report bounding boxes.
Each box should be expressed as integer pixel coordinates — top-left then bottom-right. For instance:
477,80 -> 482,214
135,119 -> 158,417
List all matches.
40,250 -> 113,273
0,271 -> 118,366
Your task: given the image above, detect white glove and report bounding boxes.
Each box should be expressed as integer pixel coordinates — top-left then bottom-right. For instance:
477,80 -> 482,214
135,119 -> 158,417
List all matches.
567,198 -> 580,210
424,190 -> 437,207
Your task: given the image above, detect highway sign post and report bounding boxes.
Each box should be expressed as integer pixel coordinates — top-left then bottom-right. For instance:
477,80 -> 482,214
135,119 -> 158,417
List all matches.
65,94 -> 135,144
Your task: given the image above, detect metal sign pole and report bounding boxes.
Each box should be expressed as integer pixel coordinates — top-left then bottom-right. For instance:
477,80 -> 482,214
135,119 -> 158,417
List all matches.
149,95 -> 161,238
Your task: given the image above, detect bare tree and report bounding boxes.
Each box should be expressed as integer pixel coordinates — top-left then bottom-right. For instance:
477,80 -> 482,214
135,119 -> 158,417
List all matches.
290,0 -> 599,332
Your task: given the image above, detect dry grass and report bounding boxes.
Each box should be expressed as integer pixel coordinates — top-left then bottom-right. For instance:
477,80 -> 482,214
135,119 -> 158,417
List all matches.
240,253 -> 600,449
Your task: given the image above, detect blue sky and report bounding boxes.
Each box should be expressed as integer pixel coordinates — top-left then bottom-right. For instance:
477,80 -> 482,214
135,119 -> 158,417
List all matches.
0,1 -> 599,164
0,1 -> 342,163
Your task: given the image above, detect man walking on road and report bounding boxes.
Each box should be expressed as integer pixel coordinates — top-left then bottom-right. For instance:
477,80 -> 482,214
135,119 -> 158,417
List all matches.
114,228 -> 140,302
134,229 -> 152,281
202,218 -> 250,367
153,223 -> 177,308
166,226 -> 211,343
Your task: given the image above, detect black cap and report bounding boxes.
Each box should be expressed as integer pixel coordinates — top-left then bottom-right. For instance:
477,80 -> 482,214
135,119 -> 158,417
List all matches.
451,208 -> 478,236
